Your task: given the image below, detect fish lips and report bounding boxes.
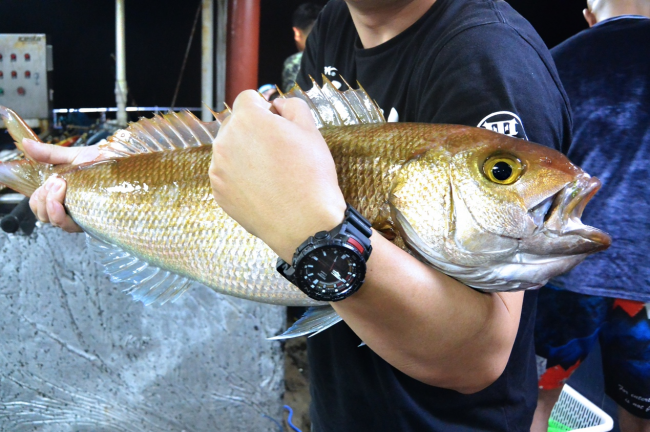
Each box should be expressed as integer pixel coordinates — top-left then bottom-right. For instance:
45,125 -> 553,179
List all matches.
522,174 -> 612,255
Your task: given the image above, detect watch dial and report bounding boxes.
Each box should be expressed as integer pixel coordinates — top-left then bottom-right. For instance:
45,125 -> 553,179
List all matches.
297,245 -> 364,297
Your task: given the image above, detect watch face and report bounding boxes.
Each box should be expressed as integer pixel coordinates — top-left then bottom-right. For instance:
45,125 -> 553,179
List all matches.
296,244 -> 366,301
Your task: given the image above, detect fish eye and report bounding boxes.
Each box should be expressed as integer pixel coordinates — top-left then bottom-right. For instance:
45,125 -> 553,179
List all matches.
483,155 -> 523,185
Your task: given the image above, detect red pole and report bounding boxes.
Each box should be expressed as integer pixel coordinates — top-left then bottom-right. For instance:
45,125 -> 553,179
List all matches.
226,0 -> 260,106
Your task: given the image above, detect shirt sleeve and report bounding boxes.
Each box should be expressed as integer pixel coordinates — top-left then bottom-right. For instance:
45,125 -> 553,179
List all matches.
417,23 -> 571,151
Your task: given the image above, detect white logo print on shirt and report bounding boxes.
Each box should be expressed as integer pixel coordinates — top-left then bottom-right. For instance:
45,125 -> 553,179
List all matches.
477,111 -> 528,140
323,66 -> 342,89
378,107 -> 399,123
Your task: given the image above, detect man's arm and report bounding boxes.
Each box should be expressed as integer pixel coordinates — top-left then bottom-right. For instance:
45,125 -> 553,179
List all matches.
211,91 -> 523,393
339,232 -> 523,393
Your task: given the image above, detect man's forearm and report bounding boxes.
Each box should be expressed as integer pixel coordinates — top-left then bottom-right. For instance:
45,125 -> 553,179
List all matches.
207,94 -> 523,393
332,232 -> 524,393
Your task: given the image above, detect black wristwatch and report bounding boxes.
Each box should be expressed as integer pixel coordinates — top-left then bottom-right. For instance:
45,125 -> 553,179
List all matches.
276,204 -> 373,302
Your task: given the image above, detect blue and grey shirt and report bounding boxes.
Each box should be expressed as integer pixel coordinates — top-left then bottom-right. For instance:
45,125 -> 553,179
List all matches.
549,16 -> 650,301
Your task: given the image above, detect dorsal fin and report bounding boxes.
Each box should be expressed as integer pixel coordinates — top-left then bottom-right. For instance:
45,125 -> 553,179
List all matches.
98,110 -> 222,159
283,76 -> 385,128
97,78 -> 384,159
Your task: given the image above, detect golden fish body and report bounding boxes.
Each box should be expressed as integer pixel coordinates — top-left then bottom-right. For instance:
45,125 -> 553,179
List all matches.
58,123 -> 437,307
62,144 -> 310,306
52,122 -> 609,306
0,79 -> 610,314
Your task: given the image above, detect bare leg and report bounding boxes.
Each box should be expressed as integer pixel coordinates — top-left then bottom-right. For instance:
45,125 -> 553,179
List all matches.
619,406 -> 650,432
531,387 -> 563,432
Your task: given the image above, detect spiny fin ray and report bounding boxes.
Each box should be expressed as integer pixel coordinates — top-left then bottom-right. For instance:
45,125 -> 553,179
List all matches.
97,78 -> 384,159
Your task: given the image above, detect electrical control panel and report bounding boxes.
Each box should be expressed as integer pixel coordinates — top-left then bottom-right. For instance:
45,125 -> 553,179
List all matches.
0,34 -> 53,119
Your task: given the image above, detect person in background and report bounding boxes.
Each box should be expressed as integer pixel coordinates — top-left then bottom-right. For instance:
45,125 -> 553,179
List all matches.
281,2 -> 322,93
27,0 -> 571,429
531,1 -> 650,431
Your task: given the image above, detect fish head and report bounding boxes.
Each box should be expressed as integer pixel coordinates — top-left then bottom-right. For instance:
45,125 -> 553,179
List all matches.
389,126 -> 611,291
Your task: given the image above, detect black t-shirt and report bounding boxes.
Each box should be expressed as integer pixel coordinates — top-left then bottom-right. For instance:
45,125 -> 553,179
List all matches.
297,0 -> 572,430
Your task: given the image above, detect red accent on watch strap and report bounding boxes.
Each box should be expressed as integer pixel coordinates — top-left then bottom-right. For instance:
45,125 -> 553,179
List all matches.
347,237 -> 364,254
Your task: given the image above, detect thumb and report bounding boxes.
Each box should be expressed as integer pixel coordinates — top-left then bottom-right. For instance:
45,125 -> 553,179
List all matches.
22,139 -> 85,165
232,89 -> 272,112
272,98 -> 317,130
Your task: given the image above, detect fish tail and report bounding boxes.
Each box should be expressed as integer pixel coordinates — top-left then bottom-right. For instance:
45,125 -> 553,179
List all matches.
0,159 -> 44,197
0,105 -> 47,196
0,105 -> 42,155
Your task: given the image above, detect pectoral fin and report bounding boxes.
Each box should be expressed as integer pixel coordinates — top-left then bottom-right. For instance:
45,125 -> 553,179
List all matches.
86,233 -> 195,306
268,306 -> 342,340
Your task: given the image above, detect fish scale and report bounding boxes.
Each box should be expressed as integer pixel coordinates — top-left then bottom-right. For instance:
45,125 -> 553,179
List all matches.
57,125 -> 440,306
0,81 -> 611,337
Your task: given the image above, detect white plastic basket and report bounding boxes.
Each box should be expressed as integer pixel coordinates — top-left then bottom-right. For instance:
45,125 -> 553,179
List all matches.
549,384 -> 614,432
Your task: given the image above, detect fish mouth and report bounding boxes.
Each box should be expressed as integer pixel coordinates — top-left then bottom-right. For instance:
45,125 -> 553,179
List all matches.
529,174 -> 611,251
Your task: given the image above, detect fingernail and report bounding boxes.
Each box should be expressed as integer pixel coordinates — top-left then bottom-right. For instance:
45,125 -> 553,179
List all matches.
51,180 -> 62,193
44,181 -> 52,192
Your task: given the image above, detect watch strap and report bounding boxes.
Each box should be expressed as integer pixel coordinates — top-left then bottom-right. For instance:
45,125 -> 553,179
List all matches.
336,204 -> 372,260
276,203 -> 372,286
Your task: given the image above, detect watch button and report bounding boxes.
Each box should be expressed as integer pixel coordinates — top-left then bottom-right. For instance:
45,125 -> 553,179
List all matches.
314,231 -> 329,240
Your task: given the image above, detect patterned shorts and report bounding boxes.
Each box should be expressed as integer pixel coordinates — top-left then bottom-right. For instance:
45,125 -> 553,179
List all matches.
535,285 -> 650,419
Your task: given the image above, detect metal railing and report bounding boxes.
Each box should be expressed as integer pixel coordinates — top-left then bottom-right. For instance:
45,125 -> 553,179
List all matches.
52,106 -> 203,128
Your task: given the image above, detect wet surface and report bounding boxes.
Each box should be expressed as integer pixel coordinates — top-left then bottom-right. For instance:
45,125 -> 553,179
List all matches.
0,226 -> 286,431
283,335 -> 311,432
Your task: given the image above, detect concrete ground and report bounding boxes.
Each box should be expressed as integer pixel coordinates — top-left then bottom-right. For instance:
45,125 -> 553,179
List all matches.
283,335 -> 311,432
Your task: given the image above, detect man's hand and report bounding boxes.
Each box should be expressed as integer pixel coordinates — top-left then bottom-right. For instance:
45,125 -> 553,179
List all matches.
209,91 -> 523,392
23,139 -> 101,233
210,90 -> 346,261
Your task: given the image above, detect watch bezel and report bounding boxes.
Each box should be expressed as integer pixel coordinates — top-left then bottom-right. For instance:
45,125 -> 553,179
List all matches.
293,239 -> 367,302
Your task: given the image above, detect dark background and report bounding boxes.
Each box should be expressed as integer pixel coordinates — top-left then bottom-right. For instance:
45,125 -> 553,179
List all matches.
0,1 -> 621,428
1,0 -> 589,110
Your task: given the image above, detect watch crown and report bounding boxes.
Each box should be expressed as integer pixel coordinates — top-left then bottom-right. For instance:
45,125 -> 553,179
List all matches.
314,231 -> 330,240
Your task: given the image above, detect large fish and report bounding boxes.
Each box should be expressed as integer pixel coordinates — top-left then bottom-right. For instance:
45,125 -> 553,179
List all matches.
0,79 -> 610,337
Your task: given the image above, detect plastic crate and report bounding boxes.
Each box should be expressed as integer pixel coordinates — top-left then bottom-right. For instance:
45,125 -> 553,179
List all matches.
549,384 -> 614,432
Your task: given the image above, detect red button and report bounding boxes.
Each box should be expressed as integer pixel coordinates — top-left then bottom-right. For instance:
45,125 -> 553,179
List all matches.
25,71 -> 31,78
0,54 -> 3,61
24,53 -> 31,61
347,237 -> 365,254
11,71 -> 17,78
10,53 -> 16,61
0,71 -> 3,79
17,87 -> 25,96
